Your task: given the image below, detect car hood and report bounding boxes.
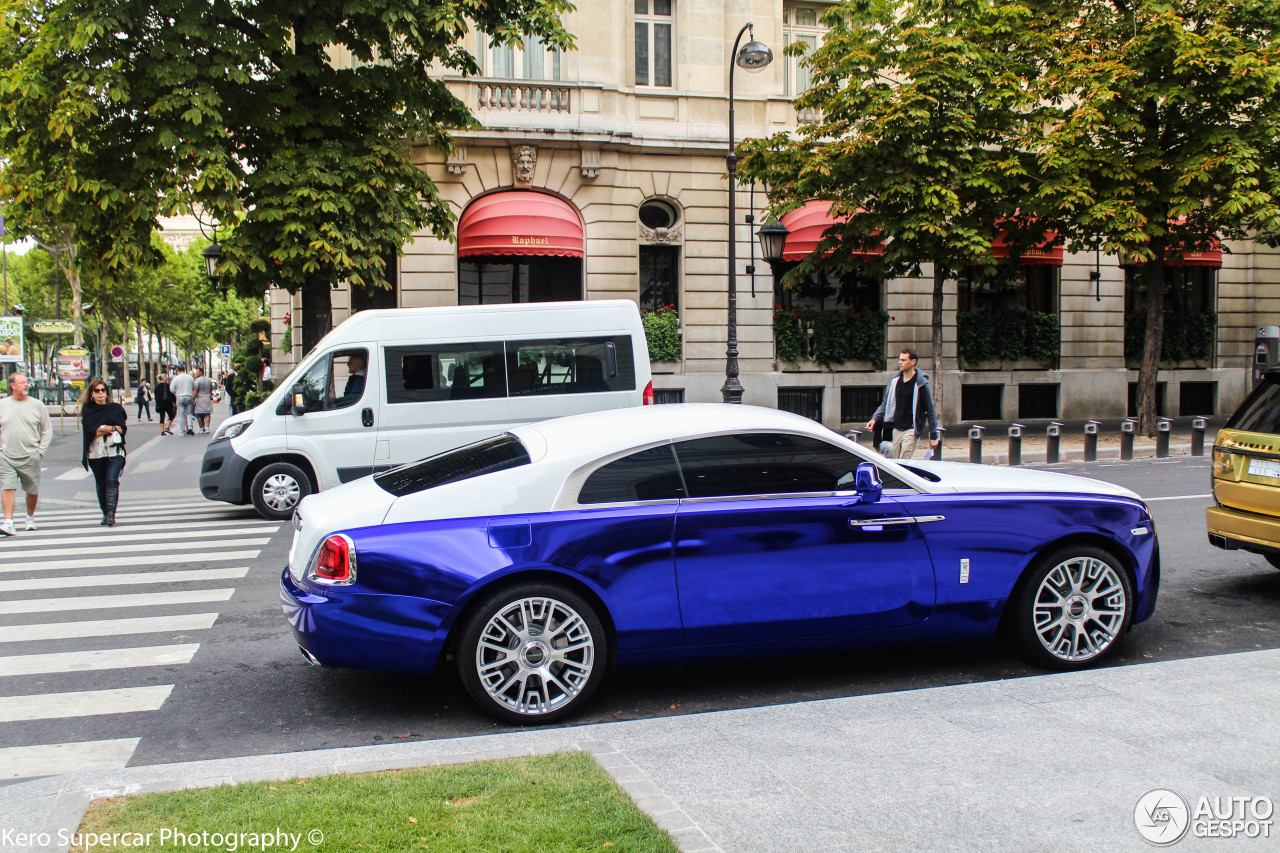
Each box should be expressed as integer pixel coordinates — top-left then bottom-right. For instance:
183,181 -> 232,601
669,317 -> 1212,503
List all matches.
288,477 -> 397,578
901,460 -> 1143,501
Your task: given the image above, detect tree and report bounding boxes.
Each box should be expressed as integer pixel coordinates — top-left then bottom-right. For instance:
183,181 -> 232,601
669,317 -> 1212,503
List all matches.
1,0 -> 575,356
1024,0 -> 1280,434
739,0 -> 1044,417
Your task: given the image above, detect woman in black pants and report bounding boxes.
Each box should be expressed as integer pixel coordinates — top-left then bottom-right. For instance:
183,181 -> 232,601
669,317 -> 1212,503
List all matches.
154,373 -> 176,435
80,377 -> 128,525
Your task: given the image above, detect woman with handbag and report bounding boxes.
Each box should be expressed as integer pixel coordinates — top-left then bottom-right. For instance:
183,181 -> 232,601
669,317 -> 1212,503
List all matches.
135,379 -> 153,421
80,377 -> 128,525
154,373 -> 175,435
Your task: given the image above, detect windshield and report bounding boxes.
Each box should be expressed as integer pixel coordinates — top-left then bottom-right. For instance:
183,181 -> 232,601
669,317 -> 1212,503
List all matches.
374,434 -> 531,497
1226,373 -> 1280,434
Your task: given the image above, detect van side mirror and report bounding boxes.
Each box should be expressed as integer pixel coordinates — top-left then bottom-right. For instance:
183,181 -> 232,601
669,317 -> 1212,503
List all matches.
854,462 -> 883,504
291,384 -> 306,417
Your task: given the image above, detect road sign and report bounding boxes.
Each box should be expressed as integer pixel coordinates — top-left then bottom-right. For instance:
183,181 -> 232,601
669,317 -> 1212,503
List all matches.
58,346 -> 90,357
221,344 -> 232,355
31,320 -> 77,334
111,345 -> 125,359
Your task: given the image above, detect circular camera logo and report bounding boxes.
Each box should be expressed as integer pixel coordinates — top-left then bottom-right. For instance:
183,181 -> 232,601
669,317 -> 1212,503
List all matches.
1135,789 -> 1190,845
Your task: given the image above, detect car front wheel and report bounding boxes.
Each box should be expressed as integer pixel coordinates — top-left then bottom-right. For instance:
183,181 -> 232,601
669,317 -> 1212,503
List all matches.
250,462 -> 311,520
1011,546 -> 1133,670
458,584 -> 606,724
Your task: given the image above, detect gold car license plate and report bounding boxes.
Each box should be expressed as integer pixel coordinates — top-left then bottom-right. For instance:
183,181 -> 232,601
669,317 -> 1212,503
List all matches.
1247,457 -> 1280,479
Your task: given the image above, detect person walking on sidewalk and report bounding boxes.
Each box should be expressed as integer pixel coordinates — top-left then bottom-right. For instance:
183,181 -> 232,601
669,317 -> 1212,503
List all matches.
79,377 -> 128,526
154,373 -> 175,435
866,349 -> 940,459
135,379 -> 153,421
193,368 -> 214,433
0,373 -> 53,536
170,365 -> 195,436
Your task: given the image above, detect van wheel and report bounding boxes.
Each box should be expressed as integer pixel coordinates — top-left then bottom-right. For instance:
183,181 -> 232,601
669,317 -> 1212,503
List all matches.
458,583 -> 606,724
250,462 -> 311,520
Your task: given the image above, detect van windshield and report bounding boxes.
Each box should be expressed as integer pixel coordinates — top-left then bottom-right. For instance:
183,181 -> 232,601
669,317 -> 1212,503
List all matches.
1227,373 -> 1280,434
374,434 -> 531,497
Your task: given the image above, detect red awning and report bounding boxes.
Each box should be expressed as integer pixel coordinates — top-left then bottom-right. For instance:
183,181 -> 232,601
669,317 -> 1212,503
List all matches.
991,230 -> 1064,266
457,192 -> 584,258
779,201 -> 884,263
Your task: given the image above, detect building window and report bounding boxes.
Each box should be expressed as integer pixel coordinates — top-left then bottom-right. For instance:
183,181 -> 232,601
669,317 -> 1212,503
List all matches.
784,4 -> 824,97
478,33 -> 561,80
1124,266 -> 1216,315
639,246 -> 679,312
958,265 -> 1058,313
458,256 -> 582,304
635,0 -> 673,87
351,253 -> 398,312
1123,265 -> 1217,366
774,266 -> 882,313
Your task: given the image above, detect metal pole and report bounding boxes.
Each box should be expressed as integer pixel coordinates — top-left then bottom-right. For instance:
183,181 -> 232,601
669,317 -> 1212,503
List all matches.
1084,420 -> 1100,462
1156,417 -> 1171,458
721,23 -> 752,405
1192,417 -> 1208,457
1121,418 -> 1136,461
968,425 -> 984,464
1046,422 -> 1063,464
935,426 -> 945,461
1008,423 -> 1023,467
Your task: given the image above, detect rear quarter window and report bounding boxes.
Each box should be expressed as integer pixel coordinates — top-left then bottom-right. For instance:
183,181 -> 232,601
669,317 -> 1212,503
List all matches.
1227,375 -> 1280,434
374,434 -> 530,497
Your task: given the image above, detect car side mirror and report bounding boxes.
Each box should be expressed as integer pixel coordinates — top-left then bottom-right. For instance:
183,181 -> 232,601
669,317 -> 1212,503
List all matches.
291,384 -> 306,417
855,462 -> 883,504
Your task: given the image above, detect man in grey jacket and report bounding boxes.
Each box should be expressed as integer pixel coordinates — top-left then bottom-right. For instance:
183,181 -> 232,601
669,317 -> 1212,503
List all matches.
169,365 -> 196,436
866,349 -> 940,459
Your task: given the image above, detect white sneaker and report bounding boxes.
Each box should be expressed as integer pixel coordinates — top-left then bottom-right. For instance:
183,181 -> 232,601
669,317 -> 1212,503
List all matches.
24,516 -> 37,531
0,519 -> 13,537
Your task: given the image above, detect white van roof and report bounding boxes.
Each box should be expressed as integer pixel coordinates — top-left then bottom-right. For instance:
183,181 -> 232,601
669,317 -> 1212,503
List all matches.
316,300 -> 643,346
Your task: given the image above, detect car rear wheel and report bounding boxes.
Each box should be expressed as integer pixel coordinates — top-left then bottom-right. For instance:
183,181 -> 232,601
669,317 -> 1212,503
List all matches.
1010,545 -> 1133,670
250,462 -> 311,520
458,583 -> 606,724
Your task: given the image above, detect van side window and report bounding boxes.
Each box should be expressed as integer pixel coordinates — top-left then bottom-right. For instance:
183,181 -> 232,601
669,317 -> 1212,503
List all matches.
506,336 -> 636,396
296,349 -> 369,412
385,343 -> 507,404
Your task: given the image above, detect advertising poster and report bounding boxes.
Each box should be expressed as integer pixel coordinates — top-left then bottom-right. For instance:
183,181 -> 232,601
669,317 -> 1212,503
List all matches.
56,354 -> 90,382
0,316 -> 22,364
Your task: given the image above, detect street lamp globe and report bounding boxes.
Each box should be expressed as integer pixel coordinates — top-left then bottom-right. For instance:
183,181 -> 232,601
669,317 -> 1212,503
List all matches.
755,220 -> 790,266
202,241 -> 223,284
736,36 -> 773,70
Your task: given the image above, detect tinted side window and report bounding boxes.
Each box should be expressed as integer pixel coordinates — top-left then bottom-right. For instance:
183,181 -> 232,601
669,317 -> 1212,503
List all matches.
579,445 -> 685,504
384,343 -> 507,404
295,349 -> 368,412
374,434 -> 530,497
1228,375 -> 1280,434
672,433 -> 864,498
506,336 -> 636,396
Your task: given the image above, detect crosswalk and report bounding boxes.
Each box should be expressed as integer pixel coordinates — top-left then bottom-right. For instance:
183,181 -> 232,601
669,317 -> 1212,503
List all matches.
0,498 -> 282,780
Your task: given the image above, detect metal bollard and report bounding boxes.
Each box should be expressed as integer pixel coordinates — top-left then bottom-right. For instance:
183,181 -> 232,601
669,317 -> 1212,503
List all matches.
1191,416 -> 1208,457
934,426 -> 945,461
969,425 -> 985,464
1008,423 -> 1024,467
1084,420 -> 1100,462
1157,417 -> 1172,458
1046,422 -> 1063,464
1121,419 -> 1136,461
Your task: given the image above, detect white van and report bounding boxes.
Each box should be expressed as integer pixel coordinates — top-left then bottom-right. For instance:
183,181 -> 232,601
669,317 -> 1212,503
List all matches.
200,300 -> 653,519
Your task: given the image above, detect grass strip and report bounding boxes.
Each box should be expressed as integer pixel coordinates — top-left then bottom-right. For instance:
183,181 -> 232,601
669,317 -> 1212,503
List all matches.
72,751 -> 679,853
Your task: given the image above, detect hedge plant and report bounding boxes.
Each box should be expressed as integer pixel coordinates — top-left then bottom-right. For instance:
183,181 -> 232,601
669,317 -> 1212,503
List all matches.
641,305 -> 681,362
774,307 -> 889,368
1124,311 -> 1215,364
957,310 -> 1060,366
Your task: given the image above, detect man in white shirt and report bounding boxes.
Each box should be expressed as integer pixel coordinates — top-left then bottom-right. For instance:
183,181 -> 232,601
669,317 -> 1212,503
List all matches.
0,373 -> 53,535
169,365 -> 196,436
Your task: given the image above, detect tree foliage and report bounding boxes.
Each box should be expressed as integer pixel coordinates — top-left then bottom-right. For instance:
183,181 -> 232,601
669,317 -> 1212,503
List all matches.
1,0 -> 575,353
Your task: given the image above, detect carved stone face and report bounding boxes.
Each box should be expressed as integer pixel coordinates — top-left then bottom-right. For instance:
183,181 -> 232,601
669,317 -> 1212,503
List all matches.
511,145 -> 537,184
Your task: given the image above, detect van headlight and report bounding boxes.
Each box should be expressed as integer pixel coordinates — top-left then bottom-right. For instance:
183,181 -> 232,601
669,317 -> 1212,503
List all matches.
213,420 -> 253,442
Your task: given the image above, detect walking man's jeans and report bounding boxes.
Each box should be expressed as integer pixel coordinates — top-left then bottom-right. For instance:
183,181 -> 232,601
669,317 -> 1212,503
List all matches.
88,455 -> 125,514
176,396 -> 194,434
137,400 -> 151,420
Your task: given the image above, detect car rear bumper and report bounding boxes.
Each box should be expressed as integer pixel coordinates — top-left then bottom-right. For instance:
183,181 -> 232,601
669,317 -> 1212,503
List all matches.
1206,505 -> 1280,558
280,568 -> 447,675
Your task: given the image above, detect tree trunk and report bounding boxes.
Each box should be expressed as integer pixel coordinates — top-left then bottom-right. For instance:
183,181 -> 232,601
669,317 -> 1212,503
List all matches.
931,265 -> 945,423
1136,257 -> 1167,437
300,275 -> 332,356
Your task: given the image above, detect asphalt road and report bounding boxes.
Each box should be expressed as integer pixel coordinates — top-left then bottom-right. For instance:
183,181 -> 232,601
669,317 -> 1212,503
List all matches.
2,418 -> 1278,775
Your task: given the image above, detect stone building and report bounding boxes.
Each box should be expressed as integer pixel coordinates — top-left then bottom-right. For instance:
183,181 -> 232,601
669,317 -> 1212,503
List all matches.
268,0 -> 1280,427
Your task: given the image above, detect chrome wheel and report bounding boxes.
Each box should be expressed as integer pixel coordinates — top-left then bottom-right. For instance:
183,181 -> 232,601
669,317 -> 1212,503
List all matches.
1031,555 -> 1128,663
470,593 -> 599,720
262,473 -> 301,512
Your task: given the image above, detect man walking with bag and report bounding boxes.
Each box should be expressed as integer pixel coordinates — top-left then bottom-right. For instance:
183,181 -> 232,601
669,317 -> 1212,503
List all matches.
170,364 -> 196,436
0,373 -> 53,536
866,349 -> 940,459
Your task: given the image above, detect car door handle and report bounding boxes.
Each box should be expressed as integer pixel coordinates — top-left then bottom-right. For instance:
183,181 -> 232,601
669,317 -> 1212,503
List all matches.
848,515 -> 946,528
361,407 -> 374,427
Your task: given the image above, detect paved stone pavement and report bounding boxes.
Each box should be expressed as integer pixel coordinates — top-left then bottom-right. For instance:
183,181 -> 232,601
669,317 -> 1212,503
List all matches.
3,648 -> 1277,853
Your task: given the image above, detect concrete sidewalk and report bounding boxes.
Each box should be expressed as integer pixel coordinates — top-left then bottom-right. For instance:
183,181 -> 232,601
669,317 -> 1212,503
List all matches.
4,649 -> 1277,853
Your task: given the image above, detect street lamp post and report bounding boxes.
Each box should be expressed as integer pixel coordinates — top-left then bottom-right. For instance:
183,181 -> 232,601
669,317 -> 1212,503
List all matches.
722,22 -> 773,404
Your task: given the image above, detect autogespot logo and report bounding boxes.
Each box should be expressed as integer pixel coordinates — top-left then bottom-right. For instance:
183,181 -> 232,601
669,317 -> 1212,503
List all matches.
1135,789 -> 1191,846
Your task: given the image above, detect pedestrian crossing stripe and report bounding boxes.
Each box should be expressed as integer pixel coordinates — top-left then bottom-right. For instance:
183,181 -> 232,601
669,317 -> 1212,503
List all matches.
0,550 -> 263,574
19,517 -> 279,532
0,739 -> 140,779
14,525 -> 281,544
0,685 -> 174,723
0,567 -> 250,592
0,588 -> 235,615
0,644 -> 200,676
25,503 -> 260,521
6,538 -> 272,560
0,613 -> 218,642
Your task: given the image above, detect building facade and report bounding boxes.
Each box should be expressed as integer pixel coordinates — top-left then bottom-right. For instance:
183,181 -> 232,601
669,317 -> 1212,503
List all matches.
266,0 -> 1280,427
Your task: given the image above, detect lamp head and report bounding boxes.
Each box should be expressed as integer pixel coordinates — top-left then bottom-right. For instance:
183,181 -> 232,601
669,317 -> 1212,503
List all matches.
202,241 -> 223,283
12,303 -> 24,315
736,26 -> 773,71
755,219 -> 790,264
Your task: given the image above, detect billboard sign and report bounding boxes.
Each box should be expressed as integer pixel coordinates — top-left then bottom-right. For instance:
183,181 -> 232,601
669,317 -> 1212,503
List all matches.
0,316 -> 23,364
32,319 -> 77,334
56,354 -> 91,382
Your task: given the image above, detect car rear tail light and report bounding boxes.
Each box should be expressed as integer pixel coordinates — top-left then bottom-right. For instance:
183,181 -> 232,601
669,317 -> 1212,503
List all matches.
643,380 -> 654,405
311,534 -> 356,584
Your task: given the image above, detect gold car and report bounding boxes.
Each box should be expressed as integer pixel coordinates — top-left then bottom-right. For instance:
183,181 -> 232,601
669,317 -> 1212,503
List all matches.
1208,369 -> 1280,569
